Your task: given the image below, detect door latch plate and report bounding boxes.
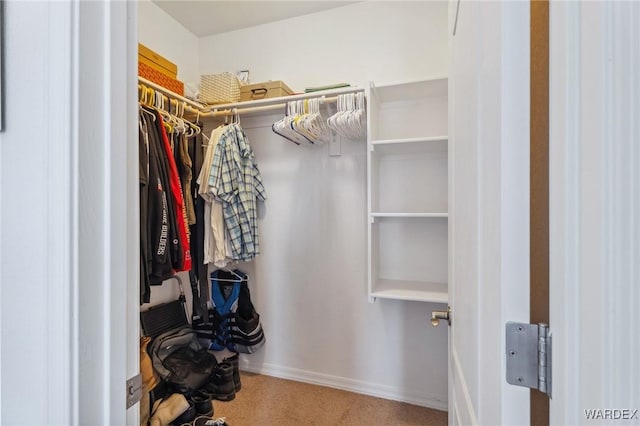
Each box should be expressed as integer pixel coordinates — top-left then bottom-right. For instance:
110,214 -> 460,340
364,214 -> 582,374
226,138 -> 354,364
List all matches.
126,374 -> 143,409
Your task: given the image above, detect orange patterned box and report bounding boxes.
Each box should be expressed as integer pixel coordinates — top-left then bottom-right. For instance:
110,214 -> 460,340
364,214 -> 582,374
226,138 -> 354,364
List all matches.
138,62 -> 184,96
138,43 -> 178,79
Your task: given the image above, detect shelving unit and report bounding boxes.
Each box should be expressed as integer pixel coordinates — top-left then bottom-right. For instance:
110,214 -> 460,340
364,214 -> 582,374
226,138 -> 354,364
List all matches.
366,77 -> 449,303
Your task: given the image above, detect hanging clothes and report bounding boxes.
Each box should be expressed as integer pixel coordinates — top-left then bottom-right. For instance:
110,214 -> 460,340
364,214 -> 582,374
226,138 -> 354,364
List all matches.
138,100 -> 267,303
139,105 -> 197,302
203,123 -> 267,265
140,108 -> 174,291
188,124 -> 209,319
197,125 -> 229,267
139,116 -> 151,303
155,109 -> 192,272
177,133 -> 196,226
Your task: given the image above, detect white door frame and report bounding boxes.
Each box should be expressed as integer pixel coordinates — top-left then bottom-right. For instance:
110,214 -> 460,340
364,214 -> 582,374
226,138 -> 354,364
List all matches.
72,1 -> 140,424
550,1 -> 640,424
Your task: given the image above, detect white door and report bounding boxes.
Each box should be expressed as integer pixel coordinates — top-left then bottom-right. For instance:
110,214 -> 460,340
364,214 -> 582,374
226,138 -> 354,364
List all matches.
448,1 -> 531,424
549,1 -> 640,424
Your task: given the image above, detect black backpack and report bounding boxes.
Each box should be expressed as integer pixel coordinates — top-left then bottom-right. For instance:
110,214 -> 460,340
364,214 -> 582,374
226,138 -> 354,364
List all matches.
141,277 -> 217,392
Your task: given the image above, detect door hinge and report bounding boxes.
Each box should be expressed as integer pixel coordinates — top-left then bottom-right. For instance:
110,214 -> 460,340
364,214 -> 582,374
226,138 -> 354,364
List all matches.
126,374 -> 143,409
505,322 -> 552,398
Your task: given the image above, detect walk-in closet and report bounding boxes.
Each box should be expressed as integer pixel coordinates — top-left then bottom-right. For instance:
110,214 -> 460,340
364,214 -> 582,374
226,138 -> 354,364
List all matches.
138,2 -> 449,425
7,1 -> 638,424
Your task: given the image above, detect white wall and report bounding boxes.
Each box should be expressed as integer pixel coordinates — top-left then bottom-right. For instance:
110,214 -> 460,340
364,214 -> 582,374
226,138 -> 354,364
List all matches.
138,0 -> 199,91
199,1 -> 448,92
198,1 -> 450,409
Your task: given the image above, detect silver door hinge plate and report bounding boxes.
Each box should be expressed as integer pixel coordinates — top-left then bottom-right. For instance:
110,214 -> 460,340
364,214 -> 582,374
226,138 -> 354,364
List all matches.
126,374 -> 143,409
505,322 -> 552,398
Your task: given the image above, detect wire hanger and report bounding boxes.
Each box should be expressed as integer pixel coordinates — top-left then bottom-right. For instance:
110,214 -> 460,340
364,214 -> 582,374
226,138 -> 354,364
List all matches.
212,267 -> 249,282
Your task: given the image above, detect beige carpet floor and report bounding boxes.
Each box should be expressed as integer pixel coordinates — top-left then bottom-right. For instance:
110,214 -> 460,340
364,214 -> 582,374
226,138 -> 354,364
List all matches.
211,372 -> 448,426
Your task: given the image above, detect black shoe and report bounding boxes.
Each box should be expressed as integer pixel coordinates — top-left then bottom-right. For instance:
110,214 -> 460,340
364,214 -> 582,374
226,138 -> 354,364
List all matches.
191,390 -> 213,416
202,362 -> 235,401
223,354 -> 241,392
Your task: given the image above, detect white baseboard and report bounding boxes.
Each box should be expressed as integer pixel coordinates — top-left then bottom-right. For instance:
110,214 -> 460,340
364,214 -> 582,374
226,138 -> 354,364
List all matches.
239,361 -> 448,412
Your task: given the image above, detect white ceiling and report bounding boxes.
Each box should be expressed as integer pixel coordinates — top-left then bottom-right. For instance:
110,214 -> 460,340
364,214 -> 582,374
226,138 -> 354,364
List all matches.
152,1 -> 360,37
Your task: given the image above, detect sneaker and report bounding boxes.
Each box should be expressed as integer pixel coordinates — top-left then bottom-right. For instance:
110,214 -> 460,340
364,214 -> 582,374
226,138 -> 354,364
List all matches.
193,417 -> 229,426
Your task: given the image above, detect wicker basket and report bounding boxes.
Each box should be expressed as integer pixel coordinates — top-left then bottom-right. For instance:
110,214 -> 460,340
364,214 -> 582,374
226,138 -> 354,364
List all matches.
199,72 -> 241,104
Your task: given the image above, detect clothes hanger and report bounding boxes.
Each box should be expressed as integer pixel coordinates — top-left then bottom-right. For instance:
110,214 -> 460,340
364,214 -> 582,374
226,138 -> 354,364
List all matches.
301,97 -> 329,143
138,111 -> 147,135
291,100 -> 316,143
288,100 -> 315,144
272,102 -> 306,145
343,92 -> 365,139
178,103 -> 196,137
139,105 -> 157,122
212,267 -> 249,283
327,93 -> 364,139
327,94 -> 345,135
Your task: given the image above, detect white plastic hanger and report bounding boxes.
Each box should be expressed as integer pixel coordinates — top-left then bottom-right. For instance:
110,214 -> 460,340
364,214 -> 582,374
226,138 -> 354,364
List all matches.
272,101 -> 308,145
327,93 -> 365,139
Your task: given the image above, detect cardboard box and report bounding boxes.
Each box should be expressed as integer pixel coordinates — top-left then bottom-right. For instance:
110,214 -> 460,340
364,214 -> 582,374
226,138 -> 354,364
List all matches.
138,62 -> 184,96
240,81 -> 295,102
138,43 -> 178,80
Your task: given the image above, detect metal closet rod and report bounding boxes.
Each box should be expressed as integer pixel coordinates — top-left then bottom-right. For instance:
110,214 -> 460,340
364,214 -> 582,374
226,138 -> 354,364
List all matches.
203,96 -> 342,117
139,76 -> 206,111
138,76 -> 363,118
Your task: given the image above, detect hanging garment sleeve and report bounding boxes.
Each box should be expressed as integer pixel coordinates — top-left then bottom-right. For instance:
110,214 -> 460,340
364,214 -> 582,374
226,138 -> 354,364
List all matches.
139,117 -> 151,303
156,110 -> 192,271
149,109 -> 181,274
178,133 -> 196,225
189,269 -> 203,321
189,127 -> 210,316
144,109 -> 174,284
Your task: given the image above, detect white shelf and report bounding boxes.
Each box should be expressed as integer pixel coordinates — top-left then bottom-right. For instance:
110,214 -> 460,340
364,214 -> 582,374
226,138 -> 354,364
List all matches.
371,280 -> 448,303
371,212 -> 448,218
372,77 -> 448,103
371,136 -> 448,155
371,136 -> 448,145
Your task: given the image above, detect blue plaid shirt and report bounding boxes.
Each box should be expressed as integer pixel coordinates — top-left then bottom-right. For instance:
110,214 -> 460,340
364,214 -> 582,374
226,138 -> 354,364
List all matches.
208,124 -> 266,261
